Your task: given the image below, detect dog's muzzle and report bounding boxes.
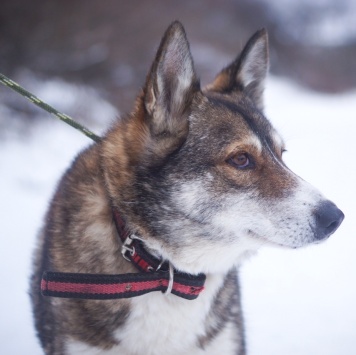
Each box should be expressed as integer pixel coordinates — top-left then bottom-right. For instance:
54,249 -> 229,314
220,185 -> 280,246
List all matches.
313,200 -> 344,240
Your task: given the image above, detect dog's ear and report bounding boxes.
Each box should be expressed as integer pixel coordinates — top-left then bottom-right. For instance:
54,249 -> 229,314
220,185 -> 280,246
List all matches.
143,21 -> 199,146
207,29 -> 269,110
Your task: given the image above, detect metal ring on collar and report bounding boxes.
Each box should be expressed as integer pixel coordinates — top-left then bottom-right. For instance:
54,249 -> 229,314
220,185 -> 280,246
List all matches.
155,259 -> 165,272
164,262 -> 174,295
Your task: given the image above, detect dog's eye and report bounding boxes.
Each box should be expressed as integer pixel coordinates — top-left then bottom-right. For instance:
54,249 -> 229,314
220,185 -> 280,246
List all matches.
227,153 -> 252,169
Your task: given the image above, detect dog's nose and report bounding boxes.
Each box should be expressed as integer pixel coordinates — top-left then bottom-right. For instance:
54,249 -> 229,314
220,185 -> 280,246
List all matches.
314,201 -> 344,240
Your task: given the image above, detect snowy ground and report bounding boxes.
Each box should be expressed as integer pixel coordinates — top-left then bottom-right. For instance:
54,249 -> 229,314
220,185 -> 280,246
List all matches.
0,76 -> 355,354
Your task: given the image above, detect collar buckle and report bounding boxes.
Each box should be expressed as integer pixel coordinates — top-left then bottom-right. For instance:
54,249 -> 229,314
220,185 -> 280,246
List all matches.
121,235 -> 135,261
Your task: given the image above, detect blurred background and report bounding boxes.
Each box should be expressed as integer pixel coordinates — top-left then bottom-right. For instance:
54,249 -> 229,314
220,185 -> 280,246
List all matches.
1,0 -> 356,120
0,0 -> 355,354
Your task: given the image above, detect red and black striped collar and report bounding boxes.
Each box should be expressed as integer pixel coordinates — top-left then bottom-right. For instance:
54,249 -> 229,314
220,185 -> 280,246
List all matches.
41,210 -> 206,301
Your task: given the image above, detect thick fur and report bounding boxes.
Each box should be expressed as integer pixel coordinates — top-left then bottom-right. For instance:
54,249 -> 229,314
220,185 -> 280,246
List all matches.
30,22 -> 344,355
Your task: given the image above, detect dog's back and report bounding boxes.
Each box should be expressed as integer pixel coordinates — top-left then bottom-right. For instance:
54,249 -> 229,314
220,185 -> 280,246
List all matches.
31,22 -> 343,355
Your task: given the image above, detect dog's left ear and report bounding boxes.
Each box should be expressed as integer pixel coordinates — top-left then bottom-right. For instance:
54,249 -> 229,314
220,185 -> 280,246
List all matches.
207,29 -> 269,110
143,21 -> 199,145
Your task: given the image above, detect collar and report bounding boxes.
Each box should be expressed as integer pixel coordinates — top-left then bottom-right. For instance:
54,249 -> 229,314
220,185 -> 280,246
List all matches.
41,210 -> 206,300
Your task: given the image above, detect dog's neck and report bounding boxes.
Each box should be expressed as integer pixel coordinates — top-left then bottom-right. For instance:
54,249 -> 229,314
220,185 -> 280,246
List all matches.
109,208 -> 207,298
113,209 -> 190,274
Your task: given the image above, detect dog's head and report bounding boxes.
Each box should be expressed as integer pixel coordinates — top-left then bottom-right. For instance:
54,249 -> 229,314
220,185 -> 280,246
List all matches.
102,22 -> 344,274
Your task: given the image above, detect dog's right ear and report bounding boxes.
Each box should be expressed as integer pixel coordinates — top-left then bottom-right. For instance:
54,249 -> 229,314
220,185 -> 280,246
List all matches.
142,21 -> 199,156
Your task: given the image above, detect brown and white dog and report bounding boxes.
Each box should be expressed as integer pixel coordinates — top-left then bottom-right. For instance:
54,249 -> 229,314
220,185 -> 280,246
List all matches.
30,21 -> 344,355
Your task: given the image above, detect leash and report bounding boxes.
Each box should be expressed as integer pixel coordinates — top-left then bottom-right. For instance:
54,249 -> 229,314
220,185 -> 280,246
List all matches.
41,210 -> 206,300
0,72 -> 101,142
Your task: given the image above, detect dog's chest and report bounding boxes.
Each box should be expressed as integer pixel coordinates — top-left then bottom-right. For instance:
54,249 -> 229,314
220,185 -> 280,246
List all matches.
115,274 -> 224,354
66,274 -> 239,355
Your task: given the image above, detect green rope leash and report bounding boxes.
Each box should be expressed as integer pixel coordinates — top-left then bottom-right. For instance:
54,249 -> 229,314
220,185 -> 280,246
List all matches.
0,73 -> 101,142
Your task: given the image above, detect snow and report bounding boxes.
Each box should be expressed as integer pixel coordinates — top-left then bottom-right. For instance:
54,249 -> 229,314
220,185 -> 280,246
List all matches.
0,76 -> 355,354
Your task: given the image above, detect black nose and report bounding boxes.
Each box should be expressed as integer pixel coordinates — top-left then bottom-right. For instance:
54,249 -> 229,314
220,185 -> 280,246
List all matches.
314,201 -> 344,240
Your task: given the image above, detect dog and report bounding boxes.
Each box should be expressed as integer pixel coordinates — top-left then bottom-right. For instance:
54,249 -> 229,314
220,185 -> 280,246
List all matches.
30,21 -> 344,355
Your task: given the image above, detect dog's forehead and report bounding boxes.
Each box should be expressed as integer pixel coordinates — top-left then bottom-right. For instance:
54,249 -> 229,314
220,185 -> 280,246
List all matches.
189,93 -> 276,151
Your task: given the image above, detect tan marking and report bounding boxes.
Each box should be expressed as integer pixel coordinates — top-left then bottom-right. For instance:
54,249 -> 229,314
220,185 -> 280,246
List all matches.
244,135 -> 263,153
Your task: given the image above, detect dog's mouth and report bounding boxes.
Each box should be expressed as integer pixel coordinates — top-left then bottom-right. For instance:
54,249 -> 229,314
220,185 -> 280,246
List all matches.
245,228 -> 317,250
246,229 -> 289,249
245,201 -> 344,250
